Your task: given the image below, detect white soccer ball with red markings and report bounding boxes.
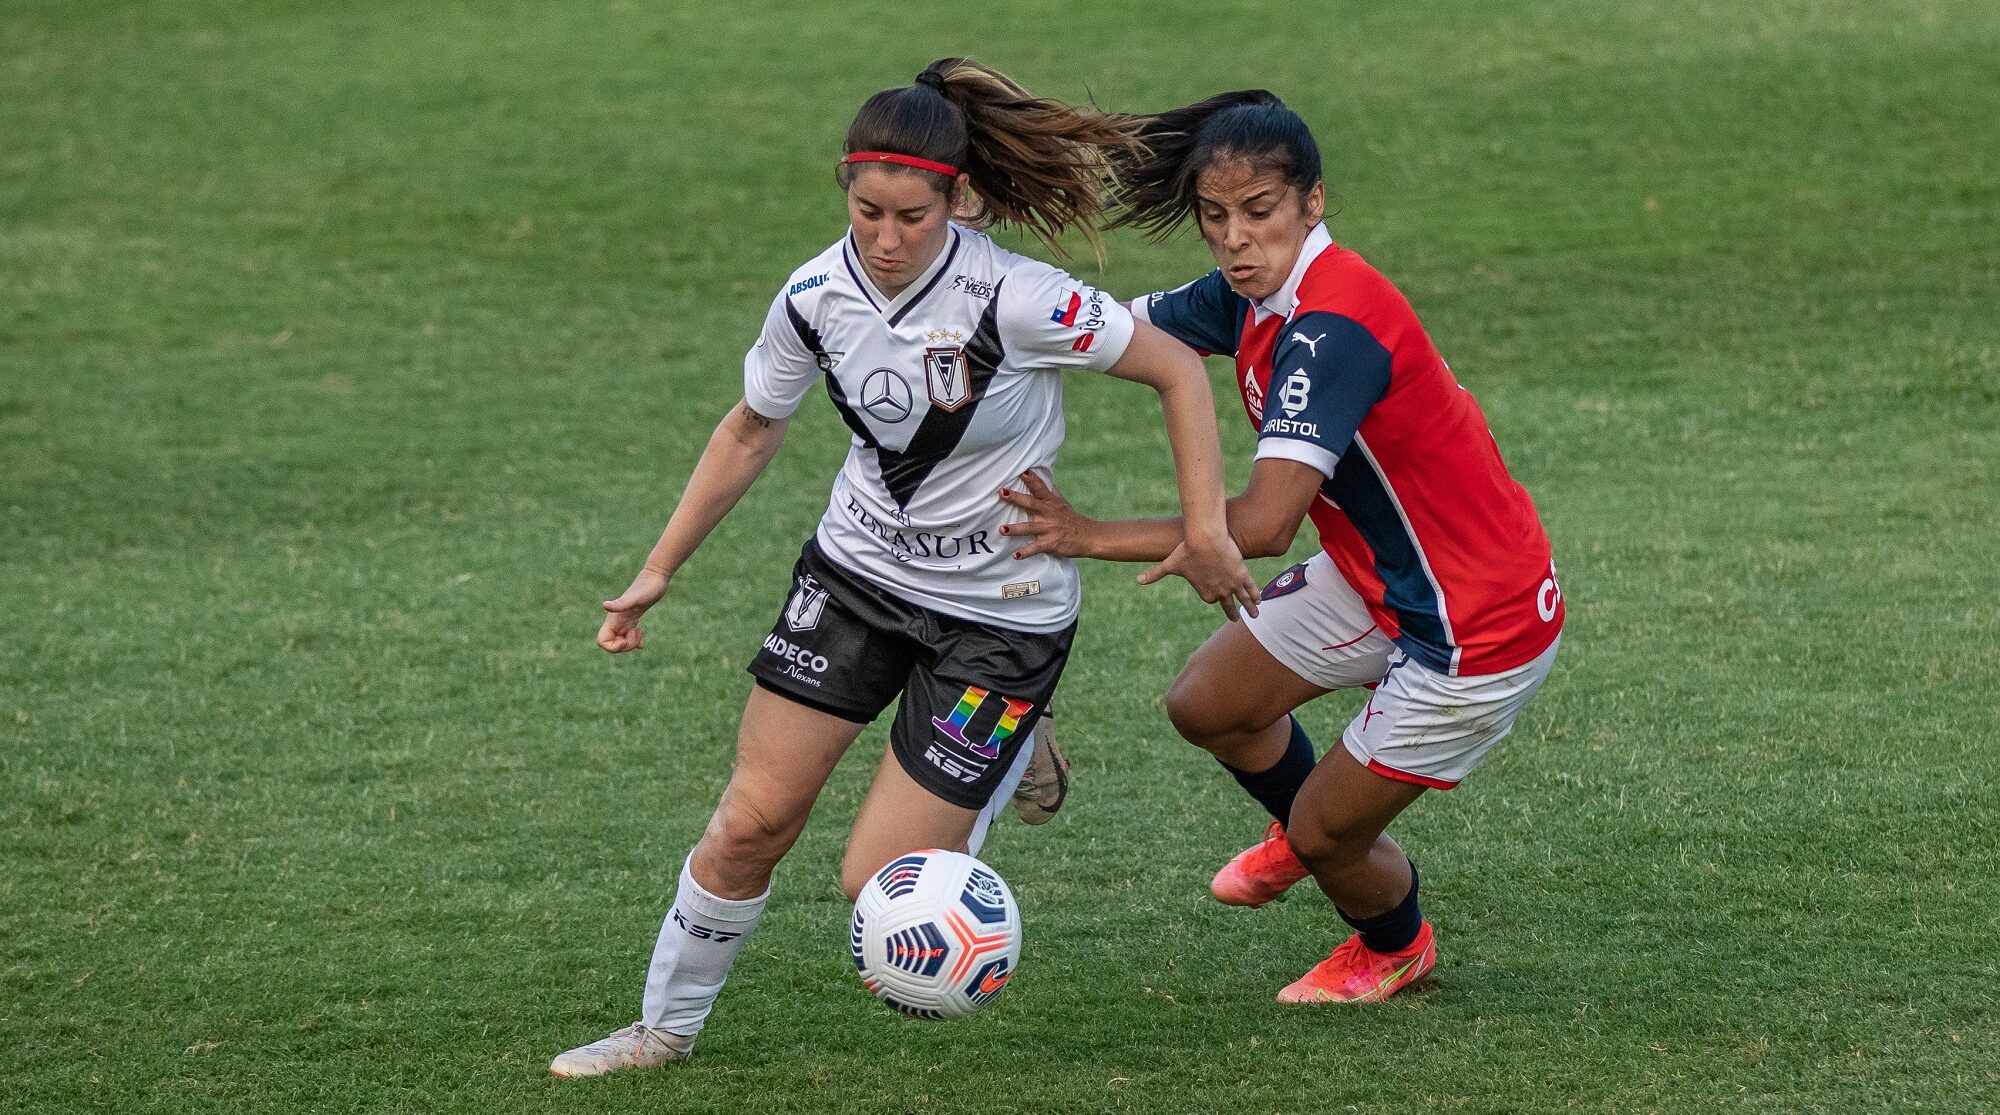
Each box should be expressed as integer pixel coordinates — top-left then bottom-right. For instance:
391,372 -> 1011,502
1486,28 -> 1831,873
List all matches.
850,848 -> 1022,1020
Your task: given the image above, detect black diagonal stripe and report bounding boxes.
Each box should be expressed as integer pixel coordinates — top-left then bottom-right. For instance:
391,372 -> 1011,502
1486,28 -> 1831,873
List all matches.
786,297 -> 880,448
886,229 -> 961,328
876,278 -> 1004,509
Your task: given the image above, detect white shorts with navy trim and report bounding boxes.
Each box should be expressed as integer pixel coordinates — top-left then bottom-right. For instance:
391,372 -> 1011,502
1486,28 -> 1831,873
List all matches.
1241,551 -> 1559,789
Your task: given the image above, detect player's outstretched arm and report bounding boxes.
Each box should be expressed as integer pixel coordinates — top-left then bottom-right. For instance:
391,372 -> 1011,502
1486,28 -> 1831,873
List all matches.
1001,457 -> 1318,565
597,400 -> 791,653
1079,319 -> 1259,619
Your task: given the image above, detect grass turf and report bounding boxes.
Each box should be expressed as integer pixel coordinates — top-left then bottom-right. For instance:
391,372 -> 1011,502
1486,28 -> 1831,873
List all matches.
3,1 -> 1997,1111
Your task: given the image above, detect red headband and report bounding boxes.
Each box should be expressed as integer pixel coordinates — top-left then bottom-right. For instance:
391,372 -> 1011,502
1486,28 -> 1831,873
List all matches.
842,151 -> 960,177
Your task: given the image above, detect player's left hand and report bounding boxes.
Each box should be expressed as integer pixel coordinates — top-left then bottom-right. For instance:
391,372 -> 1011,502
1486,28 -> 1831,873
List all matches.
1138,533 -> 1261,621
998,471 -> 1097,559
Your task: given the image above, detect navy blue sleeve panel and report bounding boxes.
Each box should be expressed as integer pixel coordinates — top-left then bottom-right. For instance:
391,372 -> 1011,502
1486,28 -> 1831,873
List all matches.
1254,311 -> 1394,477
1138,269 -> 1247,357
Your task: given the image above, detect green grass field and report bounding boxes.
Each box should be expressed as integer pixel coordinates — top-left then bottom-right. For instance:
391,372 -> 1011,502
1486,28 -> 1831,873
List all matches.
5,1 -> 1997,1111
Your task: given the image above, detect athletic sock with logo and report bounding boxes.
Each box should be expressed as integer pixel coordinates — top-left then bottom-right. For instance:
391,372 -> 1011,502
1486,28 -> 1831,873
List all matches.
640,854 -> 768,1036
1337,860 -> 1422,953
1218,716 -> 1318,825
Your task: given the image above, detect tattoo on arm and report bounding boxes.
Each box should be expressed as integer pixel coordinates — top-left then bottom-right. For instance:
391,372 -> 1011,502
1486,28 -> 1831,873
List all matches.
739,402 -> 775,429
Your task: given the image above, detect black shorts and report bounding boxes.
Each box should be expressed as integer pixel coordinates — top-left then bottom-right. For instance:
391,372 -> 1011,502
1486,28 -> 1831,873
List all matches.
747,539 -> 1075,810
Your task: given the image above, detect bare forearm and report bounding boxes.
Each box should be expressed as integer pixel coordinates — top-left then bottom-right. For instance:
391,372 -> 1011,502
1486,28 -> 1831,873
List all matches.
641,403 -> 786,578
1077,516 -> 1186,562
1078,492 -> 1295,563
1153,364 -> 1232,546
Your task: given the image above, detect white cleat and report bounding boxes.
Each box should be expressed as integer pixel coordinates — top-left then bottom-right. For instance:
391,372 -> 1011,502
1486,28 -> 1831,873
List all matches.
548,1023 -> 694,1079
1011,715 -> 1069,825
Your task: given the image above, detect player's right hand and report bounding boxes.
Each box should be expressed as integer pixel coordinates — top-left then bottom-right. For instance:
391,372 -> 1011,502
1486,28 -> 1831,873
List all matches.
1138,532 -> 1260,622
997,471 -> 1096,559
598,569 -> 670,653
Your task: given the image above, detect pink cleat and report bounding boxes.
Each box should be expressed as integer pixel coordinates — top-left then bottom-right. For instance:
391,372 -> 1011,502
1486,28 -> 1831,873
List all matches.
1210,820 -> 1312,907
1277,921 -> 1437,1004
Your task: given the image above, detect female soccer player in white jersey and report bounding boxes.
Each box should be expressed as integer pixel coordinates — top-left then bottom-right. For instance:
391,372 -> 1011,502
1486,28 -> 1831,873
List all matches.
1001,91 -> 1564,1004
548,60 -> 1257,1077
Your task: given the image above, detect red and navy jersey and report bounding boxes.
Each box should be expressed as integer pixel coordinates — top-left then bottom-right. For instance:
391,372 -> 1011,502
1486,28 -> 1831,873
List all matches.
1135,225 -> 1563,676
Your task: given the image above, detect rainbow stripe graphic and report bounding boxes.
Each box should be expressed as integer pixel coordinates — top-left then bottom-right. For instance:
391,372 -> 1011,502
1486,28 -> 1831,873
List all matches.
932,685 -> 1037,758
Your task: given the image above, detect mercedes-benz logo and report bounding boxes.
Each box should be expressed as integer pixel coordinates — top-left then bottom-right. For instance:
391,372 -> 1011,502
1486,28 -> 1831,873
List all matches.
861,368 -> 912,423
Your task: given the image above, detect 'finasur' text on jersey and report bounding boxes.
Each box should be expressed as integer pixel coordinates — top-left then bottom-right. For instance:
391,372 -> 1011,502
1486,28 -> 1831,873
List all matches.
1135,223 -> 1562,676
745,223 -> 1134,632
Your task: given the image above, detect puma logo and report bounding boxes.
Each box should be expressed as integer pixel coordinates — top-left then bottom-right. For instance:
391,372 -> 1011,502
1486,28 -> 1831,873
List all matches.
1290,331 -> 1327,358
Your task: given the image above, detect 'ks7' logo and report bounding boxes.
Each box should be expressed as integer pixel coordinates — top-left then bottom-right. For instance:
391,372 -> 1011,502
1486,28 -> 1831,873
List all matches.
672,909 -> 743,942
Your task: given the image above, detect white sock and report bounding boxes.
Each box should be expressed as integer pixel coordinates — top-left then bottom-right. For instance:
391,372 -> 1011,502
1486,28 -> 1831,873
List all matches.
639,854 -> 768,1036
966,738 -> 1036,856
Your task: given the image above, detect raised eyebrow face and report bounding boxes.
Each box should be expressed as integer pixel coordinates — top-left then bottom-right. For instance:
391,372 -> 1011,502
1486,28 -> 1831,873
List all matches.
1196,184 -> 1288,213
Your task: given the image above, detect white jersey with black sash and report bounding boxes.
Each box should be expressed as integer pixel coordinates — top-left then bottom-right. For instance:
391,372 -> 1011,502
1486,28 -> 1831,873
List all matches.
743,223 -> 1134,633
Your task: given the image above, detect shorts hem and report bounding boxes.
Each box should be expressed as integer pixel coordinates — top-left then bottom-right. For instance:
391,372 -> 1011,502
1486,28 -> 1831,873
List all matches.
1363,758 -> 1459,791
749,676 -> 876,725
1342,736 -> 1460,790
888,741 -> 997,812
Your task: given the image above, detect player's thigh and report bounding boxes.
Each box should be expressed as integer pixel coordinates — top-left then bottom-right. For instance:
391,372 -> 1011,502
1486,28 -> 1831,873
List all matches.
708,547 -> 915,873
843,617 -> 1072,896
1166,617 -> 1332,740
706,683 -> 870,854
841,741 -> 983,899
1234,553 -> 1394,692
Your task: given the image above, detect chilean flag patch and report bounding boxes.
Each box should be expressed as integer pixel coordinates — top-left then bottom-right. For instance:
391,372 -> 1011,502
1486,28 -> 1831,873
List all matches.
1050,291 -> 1081,326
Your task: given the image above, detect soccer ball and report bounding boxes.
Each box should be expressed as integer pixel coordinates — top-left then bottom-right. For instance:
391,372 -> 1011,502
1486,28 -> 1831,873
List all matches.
849,849 -> 1022,1020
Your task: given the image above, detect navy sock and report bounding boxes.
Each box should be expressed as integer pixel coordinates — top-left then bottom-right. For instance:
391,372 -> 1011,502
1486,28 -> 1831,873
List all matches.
1218,717 -> 1317,825
1338,860 -> 1423,953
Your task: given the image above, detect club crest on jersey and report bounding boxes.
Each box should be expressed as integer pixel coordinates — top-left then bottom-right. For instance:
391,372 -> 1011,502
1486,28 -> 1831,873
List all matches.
816,349 -> 844,374
925,346 -> 970,412
785,575 -> 829,632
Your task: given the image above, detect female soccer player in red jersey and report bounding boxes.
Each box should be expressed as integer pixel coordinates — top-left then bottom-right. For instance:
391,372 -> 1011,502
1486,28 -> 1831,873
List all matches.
1002,91 -> 1564,1003
548,62 -> 1256,1076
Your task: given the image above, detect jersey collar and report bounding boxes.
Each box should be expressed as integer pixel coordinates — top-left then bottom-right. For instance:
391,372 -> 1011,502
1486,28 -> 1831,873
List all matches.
1250,222 -> 1334,325
842,224 -> 964,327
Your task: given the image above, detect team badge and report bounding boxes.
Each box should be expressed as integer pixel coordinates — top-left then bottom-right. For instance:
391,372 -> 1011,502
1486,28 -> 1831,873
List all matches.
785,575 -> 829,632
1262,562 -> 1310,601
817,349 -> 844,374
924,346 -> 970,412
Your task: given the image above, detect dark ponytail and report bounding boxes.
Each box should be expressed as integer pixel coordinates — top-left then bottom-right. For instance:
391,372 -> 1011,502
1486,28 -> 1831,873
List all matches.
1107,90 -> 1323,240
838,58 -> 1143,257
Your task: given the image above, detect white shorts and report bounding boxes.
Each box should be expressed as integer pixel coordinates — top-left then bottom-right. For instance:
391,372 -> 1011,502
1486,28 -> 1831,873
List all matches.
1241,552 -> 1560,790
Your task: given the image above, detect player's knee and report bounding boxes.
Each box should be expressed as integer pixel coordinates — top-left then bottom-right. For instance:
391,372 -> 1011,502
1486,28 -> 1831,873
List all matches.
705,795 -> 793,874
1165,670 -> 1229,746
1284,816 -> 1373,874
1166,672 -> 1267,753
837,863 -> 869,904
